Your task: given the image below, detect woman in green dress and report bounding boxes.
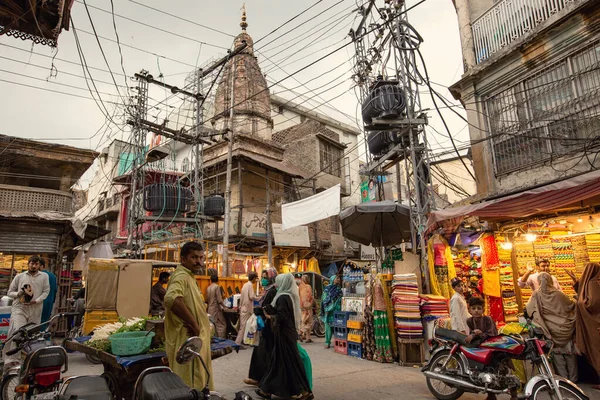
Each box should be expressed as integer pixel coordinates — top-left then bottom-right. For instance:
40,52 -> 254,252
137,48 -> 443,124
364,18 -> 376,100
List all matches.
321,275 -> 342,349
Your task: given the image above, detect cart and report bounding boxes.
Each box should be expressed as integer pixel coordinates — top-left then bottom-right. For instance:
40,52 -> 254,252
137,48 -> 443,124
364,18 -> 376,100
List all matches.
63,336 -> 239,400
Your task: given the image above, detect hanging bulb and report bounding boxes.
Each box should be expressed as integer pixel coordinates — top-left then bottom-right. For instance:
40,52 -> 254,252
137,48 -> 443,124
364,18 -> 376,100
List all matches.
525,233 -> 537,242
500,236 -> 513,250
588,216 -> 595,230
577,217 -> 583,223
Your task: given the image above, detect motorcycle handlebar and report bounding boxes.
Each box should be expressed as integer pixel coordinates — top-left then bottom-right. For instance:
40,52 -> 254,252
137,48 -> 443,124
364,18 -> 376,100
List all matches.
5,312 -> 79,344
6,346 -> 21,356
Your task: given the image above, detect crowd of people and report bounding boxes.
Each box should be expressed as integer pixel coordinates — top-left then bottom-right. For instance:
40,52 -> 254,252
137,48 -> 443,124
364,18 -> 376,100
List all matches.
162,242 -> 314,400
449,260 -> 600,389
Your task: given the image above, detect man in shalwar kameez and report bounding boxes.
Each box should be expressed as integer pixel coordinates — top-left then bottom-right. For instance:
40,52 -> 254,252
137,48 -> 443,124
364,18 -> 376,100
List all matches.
164,242 -> 214,391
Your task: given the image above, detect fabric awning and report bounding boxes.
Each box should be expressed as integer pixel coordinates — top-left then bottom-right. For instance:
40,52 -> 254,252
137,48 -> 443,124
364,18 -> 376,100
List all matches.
427,170 -> 600,234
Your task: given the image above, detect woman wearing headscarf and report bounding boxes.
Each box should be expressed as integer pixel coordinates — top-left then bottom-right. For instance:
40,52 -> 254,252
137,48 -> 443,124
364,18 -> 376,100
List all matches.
526,272 -> 577,382
244,267 -> 277,386
257,274 -> 312,400
574,262 -> 600,389
321,275 -> 342,349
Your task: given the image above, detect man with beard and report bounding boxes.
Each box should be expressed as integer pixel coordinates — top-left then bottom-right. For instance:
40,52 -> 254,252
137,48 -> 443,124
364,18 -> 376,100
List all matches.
164,242 -> 213,391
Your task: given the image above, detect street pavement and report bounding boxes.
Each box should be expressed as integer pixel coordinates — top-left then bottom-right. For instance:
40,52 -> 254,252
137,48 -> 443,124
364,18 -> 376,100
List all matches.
67,337 -> 600,400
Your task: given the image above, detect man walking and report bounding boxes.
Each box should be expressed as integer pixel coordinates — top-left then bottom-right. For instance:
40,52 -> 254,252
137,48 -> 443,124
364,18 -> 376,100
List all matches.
4,256 -> 50,363
164,242 -> 213,391
41,259 -> 57,324
206,274 -> 227,338
236,272 -> 258,346
518,259 -> 561,292
150,272 -> 170,316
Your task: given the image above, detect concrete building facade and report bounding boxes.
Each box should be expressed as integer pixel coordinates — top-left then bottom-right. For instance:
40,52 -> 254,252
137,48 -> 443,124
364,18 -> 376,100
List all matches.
450,0 -> 600,197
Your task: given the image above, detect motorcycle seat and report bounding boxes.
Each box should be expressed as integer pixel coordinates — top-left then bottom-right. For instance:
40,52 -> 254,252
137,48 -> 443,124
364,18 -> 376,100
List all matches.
62,376 -> 112,400
435,327 -> 469,346
138,371 -> 192,400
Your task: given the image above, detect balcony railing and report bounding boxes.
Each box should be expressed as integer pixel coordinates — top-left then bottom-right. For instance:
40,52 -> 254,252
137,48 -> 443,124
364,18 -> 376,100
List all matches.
0,184 -> 72,214
472,0 -> 580,64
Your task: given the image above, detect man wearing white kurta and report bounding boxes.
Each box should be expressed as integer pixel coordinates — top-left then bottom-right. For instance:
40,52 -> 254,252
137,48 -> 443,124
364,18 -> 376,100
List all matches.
449,278 -> 470,334
3,256 -> 50,364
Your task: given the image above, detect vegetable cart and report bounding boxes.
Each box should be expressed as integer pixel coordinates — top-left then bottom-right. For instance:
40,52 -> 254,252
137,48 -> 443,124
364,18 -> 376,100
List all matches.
63,336 -> 239,400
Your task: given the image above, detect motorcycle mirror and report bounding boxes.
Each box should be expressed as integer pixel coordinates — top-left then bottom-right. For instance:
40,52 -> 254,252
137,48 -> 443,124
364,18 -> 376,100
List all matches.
176,337 -> 202,365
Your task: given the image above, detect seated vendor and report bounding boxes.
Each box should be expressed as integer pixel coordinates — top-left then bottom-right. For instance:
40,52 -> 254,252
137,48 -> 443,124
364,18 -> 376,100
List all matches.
150,272 -> 170,317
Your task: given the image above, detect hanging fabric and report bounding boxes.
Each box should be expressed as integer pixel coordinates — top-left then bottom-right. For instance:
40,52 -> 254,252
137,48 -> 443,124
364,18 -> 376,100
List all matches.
427,234 -> 456,299
307,257 -> 321,274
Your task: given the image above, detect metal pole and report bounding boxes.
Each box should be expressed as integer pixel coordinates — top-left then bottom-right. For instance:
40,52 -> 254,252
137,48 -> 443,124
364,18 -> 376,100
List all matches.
266,174 -> 273,267
222,59 -> 236,277
195,68 -> 204,238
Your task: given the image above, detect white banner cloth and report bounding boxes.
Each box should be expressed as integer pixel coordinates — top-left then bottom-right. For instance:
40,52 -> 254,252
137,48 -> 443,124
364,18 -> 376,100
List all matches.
282,184 -> 341,230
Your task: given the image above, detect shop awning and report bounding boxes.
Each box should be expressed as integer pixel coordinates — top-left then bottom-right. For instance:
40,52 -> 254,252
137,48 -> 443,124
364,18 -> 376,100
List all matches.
427,170 -> 600,234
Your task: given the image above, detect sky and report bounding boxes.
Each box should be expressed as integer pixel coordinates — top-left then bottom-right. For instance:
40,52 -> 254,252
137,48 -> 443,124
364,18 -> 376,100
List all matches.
0,0 -> 469,186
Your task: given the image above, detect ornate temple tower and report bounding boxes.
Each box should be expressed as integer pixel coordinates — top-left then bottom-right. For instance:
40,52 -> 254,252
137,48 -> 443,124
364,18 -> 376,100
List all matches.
212,7 -> 274,141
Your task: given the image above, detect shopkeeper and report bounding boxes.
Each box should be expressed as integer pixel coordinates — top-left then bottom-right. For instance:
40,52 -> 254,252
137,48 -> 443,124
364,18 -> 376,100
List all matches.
518,259 -> 561,292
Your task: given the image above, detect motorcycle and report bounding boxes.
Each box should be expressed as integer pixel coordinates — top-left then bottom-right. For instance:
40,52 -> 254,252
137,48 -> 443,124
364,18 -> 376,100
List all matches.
1,312 -> 79,400
422,310 -> 588,400
133,336 -> 251,400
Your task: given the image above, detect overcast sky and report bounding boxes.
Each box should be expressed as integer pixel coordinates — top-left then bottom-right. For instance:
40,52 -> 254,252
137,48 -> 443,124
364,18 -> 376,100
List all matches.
0,0 -> 468,185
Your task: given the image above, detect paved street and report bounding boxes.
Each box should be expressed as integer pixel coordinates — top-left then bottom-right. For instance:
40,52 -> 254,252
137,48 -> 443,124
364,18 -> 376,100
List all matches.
67,338 -> 600,400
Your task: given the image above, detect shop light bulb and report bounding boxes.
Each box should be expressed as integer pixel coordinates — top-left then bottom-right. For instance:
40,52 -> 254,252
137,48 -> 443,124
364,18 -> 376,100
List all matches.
525,233 -> 537,242
577,217 -> 583,223
500,242 -> 513,250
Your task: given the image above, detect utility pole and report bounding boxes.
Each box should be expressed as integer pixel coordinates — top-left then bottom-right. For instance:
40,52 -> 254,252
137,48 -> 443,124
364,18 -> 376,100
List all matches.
127,71 -> 149,258
222,59 -> 237,277
351,1 -> 437,292
266,173 -> 273,267
194,68 -> 204,238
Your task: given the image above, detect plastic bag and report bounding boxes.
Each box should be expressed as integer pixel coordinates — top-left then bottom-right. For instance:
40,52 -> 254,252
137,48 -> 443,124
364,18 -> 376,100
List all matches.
243,314 -> 260,346
256,315 -> 265,331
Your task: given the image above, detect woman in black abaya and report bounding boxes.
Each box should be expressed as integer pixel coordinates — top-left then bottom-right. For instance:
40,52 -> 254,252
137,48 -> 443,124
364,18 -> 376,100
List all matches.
244,268 -> 278,386
256,273 -> 312,400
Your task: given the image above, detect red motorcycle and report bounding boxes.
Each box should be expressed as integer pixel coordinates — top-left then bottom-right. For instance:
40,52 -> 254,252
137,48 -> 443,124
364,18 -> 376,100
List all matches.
422,311 -> 588,400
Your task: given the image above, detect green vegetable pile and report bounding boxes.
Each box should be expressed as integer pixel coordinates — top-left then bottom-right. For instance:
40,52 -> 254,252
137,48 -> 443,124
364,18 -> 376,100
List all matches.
84,316 -> 164,356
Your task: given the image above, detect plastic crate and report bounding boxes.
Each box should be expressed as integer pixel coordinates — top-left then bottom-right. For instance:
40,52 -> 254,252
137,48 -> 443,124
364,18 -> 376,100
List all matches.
348,341 -> 362,358
334,339 -> 347,355
333,326 -> 348,340
346,320 -> 364,330
333,311 -> 356,327
347,333 -> 362,343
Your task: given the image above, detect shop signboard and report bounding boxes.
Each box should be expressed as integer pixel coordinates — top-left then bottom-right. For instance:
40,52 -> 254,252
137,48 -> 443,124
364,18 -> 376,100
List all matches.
342,297 -> 365,314
272,224 -> 310,247
217,210 -> 268,238
361,245 -> 377,261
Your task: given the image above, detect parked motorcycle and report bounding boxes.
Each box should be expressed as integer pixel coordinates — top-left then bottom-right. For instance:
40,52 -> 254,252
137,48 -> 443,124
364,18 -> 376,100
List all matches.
134,337 -> 250,400
422,311 -> 588,400
0,312 -> 79,400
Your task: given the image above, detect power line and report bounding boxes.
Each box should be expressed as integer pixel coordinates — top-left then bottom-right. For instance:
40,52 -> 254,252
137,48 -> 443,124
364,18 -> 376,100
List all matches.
76,1 -> 229,51
126,0 -> 235,38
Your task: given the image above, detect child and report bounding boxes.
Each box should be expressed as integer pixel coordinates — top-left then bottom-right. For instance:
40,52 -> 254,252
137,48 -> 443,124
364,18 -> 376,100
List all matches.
449,277 -> 470,334
465,296 -> 497,344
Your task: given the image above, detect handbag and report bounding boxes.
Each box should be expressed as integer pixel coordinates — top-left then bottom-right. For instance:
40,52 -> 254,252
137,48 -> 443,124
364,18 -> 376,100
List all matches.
256,315 -> 265,331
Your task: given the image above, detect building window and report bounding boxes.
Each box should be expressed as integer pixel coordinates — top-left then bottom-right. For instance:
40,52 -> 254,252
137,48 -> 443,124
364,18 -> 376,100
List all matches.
319,140 -> 342,177
486,41 -> 600,175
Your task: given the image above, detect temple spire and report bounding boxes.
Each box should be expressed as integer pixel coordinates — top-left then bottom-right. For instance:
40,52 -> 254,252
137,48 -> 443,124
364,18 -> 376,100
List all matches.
240,4 -> 248,32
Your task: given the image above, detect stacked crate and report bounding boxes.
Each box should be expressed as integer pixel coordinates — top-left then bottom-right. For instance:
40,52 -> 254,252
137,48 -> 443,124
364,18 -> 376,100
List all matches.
332,311 -> 356,355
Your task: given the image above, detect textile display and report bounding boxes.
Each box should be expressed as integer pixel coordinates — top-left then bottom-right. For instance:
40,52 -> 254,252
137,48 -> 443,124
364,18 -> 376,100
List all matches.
377,275 -> 398,358
516,239 -> 536,305
586,234 -> 600,262
427,235 -> 457,299
282,184 -> 340,230
307,258 -> 321,274
551,237 -> 577,298
420,294 -> 449,321
495,234 -> 518,323
392,274 -> 423,339
572,236 -> 589,276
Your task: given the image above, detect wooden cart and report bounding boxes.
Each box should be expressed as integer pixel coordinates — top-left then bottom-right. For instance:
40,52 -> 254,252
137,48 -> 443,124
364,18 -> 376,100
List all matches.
63,337 -> 239,400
